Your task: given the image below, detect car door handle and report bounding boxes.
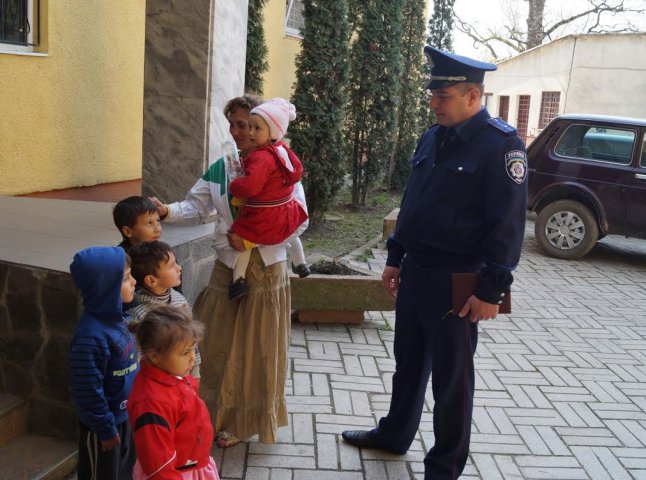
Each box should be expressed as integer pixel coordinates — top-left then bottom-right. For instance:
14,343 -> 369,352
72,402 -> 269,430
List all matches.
636,173 -> 646,180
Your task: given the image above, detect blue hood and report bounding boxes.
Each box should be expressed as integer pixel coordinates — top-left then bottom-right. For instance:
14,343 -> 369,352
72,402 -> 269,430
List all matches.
70,246 -> 126,319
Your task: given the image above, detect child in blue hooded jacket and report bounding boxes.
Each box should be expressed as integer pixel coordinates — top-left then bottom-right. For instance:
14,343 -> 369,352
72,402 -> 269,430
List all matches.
69,246 -> 139,480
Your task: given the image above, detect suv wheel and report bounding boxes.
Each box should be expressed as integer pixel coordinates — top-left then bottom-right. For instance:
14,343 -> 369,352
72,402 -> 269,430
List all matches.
535,200 -> 599,260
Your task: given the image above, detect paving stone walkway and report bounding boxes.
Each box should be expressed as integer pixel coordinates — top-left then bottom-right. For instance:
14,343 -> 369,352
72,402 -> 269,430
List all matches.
211,217 -> 646,480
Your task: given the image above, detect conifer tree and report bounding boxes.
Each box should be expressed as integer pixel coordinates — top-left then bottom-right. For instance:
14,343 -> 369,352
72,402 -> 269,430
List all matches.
290,0 -> 350,224
388,0 -> 430,191
427,0 -> 455,51
346,0 -> 405,208
245,0 -> 269,95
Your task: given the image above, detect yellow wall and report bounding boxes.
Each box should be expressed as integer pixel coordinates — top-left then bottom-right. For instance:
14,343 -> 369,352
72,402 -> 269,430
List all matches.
0,0 -> 146,195
262,0 -> 301,100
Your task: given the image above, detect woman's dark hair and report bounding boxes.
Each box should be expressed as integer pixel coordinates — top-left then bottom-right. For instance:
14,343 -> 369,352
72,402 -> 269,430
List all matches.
128,305 -> 204,357
113,196 -> 159,240
223,94 -> 263,117
128,241 -> 174,286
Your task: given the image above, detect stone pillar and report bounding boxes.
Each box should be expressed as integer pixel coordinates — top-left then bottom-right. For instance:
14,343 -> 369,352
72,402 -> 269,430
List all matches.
142,0 -> 248,201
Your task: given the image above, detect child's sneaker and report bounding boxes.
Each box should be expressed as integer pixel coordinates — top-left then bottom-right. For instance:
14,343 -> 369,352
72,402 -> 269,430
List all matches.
229,278 -> 250,300
292,263 -> 311,278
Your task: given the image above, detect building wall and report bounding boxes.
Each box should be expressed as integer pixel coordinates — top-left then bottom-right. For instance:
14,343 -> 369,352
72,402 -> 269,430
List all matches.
209,0 -> 250,164
484,33 -> 646,142
485,37 -> 574,139
142,0 -> 249,202
263,0 -> 301,100
565,34 -> 646,117
0,0 -> 146,196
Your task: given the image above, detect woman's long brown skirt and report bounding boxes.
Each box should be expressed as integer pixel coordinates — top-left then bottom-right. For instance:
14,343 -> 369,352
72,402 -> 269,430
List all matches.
193,249 -> 290,443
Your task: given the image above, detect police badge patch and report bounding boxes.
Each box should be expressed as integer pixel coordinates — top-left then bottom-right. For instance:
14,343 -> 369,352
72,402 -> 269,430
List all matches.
505,150 -> 527,184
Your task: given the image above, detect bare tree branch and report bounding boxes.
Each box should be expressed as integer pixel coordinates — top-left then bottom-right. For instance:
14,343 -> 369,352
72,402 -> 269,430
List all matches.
453,15 -> 528,59
543,0 -> 641,39
454,0 -> 644,58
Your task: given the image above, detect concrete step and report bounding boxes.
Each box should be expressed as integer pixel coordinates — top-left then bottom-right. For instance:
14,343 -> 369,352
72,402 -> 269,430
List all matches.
0,394 -> 27,447
0,434 -> 77,480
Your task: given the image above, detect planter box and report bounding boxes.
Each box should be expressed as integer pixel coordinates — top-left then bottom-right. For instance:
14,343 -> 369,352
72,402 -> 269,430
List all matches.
290,268 -> 395,324
383,207 -> 400,241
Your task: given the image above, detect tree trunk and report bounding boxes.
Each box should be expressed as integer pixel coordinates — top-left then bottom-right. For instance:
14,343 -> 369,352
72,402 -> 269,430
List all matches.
526,0 -> 546,49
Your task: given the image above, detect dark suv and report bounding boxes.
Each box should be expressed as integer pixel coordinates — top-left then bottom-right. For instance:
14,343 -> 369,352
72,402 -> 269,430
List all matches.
527,114 -> 646,259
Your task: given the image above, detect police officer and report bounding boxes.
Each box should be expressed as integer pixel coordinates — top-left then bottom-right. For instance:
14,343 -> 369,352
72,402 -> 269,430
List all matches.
342,47 -> 528,479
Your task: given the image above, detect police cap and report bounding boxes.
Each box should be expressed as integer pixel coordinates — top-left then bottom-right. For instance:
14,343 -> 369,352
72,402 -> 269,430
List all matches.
424,46 -> 496,90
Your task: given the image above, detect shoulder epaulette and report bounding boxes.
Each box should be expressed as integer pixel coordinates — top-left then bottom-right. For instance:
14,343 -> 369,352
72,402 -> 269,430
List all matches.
487,117 -> 517,135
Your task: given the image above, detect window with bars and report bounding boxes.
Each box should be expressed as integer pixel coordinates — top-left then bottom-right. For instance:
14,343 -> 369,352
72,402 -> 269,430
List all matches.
498,96 -> 509,122
285,0 -> 305,37
539,91 -> 560,128
516,95 -> 531,140
1,0 -> 34,46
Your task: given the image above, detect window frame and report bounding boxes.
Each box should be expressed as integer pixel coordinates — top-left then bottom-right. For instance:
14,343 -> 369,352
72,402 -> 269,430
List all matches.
554,123 -> 637,166
0,0 -> 39,53
538,91 -> 561,129
498,95 -> 509,122
285,0 -> 304,38
516,94 -> 531,140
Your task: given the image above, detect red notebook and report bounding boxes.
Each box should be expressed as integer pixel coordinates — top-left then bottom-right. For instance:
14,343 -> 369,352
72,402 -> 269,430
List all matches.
452,272 -> 511,314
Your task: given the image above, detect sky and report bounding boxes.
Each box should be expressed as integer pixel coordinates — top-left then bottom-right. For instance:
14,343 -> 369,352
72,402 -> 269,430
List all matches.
431,0 -> 646,61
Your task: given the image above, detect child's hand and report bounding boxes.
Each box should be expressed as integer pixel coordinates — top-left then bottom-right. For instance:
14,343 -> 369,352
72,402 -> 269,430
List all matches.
227,231 -> 246,252
101,434 -> 121,452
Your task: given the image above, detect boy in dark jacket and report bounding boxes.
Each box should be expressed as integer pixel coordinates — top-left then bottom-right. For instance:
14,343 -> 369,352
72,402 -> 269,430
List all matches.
113,196 -> 162,252
69,246 -> 139,480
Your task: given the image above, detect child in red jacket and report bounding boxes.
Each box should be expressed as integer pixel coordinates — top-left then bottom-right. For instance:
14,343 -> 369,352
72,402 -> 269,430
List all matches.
127,305 -> 220,480
228,97 -> 309,300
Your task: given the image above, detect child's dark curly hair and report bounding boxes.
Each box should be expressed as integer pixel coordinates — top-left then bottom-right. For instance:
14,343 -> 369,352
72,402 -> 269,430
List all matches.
127,241 -> 174,286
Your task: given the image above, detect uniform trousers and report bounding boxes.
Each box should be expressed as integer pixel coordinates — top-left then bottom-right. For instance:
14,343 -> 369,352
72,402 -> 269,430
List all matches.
375,257 -> 479,480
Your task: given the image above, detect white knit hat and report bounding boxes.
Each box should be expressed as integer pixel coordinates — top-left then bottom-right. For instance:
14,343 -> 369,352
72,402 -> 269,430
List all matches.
250,97 -> 297,141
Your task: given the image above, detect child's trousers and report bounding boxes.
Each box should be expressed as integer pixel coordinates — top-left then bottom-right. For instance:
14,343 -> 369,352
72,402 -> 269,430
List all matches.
77,420 -> 136,480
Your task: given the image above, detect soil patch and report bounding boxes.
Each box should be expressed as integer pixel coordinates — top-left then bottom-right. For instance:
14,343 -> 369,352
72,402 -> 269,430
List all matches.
309,260 -> 365,276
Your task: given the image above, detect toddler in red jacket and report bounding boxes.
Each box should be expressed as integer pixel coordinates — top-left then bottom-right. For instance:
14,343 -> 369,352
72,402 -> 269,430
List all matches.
228,97 -> 310,300
127,305 -> 220,480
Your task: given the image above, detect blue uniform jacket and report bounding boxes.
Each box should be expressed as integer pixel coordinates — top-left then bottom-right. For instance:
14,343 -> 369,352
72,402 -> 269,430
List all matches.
69,246 -> 139,441
387,107 -> 527,303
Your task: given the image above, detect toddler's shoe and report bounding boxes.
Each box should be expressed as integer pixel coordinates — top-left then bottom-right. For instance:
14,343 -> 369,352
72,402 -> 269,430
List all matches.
228,278 -> 250,300
292,263 -> 311,278
216,430 -> 240,448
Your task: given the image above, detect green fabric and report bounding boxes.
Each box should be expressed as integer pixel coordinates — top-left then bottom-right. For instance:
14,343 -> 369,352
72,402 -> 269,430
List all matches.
201,157 -> 227,197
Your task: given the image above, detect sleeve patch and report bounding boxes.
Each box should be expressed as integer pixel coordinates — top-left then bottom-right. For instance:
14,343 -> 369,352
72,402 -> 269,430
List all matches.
505,150 -> 527,184
134,412 -> 170,432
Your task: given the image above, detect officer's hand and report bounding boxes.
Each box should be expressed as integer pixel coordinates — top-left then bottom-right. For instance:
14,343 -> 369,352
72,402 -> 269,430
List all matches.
382,266 -> 400,298
458,295 -> 499,323
101,434 -> 121,452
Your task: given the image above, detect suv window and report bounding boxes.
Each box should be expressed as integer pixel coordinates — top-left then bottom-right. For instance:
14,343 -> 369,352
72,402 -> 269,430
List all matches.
554,124 -> 635,165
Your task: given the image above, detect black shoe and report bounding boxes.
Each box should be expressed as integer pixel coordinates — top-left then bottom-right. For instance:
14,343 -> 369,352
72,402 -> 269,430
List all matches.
292,263 -> 311,278
341,430 -> 380,449
228,278 -> 250,300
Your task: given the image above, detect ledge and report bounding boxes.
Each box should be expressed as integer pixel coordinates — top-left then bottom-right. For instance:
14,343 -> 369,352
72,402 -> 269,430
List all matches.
0,196 -> 212,273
